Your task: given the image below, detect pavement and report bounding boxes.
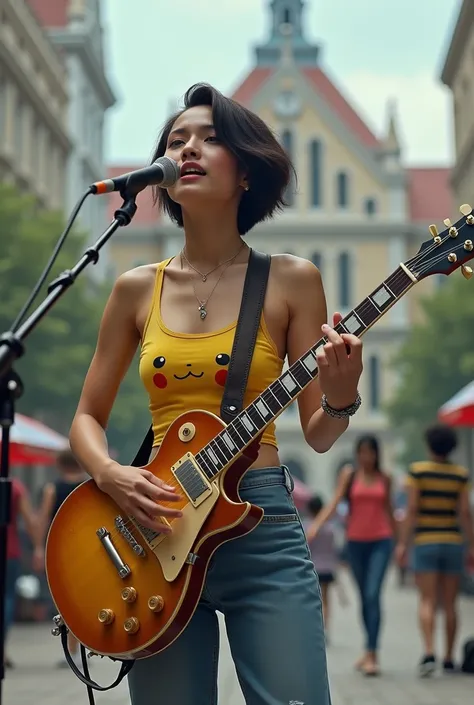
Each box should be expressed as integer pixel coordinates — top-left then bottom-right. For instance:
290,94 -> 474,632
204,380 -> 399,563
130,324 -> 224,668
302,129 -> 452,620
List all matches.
3,569 -> 474,704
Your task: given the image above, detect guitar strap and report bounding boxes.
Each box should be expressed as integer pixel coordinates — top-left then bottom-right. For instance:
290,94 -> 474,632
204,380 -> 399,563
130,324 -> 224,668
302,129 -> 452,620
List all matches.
130,248 -> 271,467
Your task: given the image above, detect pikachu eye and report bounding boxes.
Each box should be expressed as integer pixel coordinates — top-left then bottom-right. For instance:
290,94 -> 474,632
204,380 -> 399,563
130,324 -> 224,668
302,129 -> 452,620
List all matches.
153,356 -> 166,369
215,353 -> 230,366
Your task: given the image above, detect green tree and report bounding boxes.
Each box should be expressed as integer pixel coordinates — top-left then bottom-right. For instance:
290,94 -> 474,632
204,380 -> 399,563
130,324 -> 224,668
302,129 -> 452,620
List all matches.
386,274 -> 474,463
0,183 -> 149,462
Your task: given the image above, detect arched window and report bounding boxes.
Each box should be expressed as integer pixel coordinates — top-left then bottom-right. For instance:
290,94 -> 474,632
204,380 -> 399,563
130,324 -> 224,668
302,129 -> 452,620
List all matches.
336,170 -> 349,208
338,252 -> 351,309
364,197 -> 377,216
369,355 -> 380,410
310,139 -> 322,207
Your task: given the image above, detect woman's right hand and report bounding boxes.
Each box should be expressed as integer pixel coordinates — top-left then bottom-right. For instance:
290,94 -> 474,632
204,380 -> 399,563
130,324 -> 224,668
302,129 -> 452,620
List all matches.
97,462 -> 183,533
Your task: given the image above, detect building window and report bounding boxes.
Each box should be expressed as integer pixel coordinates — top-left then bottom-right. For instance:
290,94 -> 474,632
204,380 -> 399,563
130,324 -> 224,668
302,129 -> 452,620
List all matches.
283,8 -> 292,24
310,139 -> 322,207
282,129 -> 294,206
369,355 -> 380,410
338,252 -> 351,309
311,251 -> 322,275
364,197 -> 377,216
336,170 -> 349,208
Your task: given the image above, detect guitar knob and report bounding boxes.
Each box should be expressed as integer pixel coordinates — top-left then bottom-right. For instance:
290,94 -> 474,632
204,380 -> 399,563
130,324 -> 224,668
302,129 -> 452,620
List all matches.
98,609 -> 115,625
121,587 -> 137,603
124,617 -> 140,634
148,595 -> 164,613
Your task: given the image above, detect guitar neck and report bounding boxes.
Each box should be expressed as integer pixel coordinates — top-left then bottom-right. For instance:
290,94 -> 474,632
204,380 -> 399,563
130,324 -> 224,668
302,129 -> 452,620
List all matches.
195,264 -> 416,481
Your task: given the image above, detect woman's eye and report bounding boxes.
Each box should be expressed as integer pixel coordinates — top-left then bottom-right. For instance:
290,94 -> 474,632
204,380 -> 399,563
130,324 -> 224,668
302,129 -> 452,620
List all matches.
206,136 -> 218,143
169,139 -> 183,148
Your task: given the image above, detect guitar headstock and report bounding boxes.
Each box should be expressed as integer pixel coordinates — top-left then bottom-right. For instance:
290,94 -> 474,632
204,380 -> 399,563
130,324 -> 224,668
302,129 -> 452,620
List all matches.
408,203 -> 474,281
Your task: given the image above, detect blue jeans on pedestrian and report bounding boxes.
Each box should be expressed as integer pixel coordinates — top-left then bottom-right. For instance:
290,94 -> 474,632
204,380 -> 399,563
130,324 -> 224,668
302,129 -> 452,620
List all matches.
128,466 -> 331,705
347,538 -> 392,652
3,558 -> 20,641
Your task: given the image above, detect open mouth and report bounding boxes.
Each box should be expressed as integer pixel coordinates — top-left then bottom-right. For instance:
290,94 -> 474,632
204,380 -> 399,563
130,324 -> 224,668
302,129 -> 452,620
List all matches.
180,163 -> 207,179
173,371 -> 204,380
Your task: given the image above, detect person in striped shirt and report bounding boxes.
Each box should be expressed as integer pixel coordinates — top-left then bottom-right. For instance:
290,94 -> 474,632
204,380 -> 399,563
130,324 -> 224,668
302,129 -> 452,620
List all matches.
396,425 -> 474,677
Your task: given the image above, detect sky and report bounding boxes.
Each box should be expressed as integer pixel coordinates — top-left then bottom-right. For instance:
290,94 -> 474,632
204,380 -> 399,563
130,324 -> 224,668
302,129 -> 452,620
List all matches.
101,0 -> 462,167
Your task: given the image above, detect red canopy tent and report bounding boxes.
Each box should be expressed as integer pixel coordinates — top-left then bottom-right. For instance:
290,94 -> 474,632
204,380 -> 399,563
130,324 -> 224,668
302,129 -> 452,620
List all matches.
0,413 -> 69,466
438,381 -> 474,427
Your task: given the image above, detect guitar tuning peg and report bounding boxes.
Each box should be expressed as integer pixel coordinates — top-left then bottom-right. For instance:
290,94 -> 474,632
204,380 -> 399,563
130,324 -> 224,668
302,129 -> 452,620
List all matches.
461,265 -> 473,280
460,203 -> 472,216
429,224 -> 439,237
443,218 -> 452,227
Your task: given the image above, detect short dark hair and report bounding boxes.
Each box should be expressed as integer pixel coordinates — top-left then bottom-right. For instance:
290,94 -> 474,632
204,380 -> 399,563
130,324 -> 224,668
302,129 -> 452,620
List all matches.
307,494 -> 324,517
151,83 -> 295,235
425,424 -> 457,457
56,449 -> 81,471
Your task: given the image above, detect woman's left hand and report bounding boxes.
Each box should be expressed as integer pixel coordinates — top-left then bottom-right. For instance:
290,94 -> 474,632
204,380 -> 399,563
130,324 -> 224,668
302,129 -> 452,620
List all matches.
316,312 -> 363,410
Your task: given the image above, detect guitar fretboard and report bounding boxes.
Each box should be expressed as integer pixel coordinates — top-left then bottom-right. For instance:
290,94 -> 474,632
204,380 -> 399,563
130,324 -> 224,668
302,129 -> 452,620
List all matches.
195,265 -> 415,481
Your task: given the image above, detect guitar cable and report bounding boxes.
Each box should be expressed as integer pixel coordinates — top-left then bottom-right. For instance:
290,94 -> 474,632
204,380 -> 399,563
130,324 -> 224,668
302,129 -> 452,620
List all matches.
59,624 -> 135,705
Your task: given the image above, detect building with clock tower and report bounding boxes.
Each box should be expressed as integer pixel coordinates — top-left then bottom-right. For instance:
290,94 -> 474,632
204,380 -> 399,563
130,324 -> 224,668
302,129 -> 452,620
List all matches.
106,0 -> 451,494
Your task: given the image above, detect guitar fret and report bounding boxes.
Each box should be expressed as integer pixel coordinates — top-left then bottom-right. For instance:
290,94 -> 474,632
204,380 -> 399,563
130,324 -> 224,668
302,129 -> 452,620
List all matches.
387,266 -> 413,297
233,416 -> 252,442
248,404 -> 266,428
271,379 -> 292,406
197,452 -> 215,479
356,297 -> 380,325
291,360 -> 313,387
261,388 -> 282,415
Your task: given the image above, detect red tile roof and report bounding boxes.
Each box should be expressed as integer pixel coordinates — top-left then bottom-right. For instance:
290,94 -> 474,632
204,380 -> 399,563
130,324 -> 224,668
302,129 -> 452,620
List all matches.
26,0 -> 69,27
231,66 -> 379,148
106,166 -> 162,227
407,168 -> 453,223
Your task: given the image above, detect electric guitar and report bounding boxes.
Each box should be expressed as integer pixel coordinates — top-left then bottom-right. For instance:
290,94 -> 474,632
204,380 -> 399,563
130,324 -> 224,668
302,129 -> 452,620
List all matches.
45,205 -> 474,660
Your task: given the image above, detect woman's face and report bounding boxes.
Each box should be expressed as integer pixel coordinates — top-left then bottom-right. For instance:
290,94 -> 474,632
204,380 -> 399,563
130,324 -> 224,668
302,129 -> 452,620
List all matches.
164,105 -> 246,208
357,442 -> 377,470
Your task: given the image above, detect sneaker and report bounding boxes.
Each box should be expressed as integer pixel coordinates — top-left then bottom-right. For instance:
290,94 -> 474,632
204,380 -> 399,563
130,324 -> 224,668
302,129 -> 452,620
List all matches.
442,659 -> 456,673
419,655 -> 437,677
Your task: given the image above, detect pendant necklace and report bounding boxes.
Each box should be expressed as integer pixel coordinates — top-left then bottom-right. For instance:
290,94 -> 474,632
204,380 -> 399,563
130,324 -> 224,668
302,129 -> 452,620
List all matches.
181,242 -> 246,320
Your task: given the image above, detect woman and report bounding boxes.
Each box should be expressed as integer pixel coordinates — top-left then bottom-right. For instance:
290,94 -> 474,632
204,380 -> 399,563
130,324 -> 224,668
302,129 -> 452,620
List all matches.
4,477 -> 41,669
307,435 -> 395,676
396,425 -> 474,677
69,83 -> 364,705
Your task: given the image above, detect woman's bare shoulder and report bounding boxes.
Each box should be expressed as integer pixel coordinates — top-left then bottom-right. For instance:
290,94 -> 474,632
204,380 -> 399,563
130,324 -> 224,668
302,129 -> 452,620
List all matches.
270,253 -> 321,287
112,263 -> 160,299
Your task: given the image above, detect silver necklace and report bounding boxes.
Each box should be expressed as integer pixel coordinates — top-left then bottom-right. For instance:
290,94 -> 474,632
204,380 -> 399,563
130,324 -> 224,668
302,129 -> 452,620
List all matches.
181,242 -> 244,282
181,243 -> 246,320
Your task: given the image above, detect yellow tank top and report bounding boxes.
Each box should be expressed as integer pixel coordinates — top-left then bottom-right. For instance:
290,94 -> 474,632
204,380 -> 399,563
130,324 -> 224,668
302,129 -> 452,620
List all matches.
139,259 -> 284,448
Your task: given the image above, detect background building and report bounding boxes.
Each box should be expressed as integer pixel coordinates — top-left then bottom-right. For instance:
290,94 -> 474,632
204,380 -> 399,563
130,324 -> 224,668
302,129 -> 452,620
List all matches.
0,0 -> 70,211
26,0 -> 116,278
441,0 -> 474,209
105,0 -> 453,495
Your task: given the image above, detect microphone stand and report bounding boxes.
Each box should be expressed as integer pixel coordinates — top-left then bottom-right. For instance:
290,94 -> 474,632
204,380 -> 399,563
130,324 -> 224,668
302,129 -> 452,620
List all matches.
0,194 -> 137,705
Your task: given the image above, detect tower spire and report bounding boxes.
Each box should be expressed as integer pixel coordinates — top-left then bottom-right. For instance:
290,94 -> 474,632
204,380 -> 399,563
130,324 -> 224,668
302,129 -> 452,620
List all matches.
255,0 -> 320,67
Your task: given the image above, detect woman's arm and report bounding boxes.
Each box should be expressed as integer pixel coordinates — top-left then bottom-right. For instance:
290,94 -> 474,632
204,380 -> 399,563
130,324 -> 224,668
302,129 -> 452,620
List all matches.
306,466 -> 353,541
395,481 -> 419,565
282,257 -> 363,453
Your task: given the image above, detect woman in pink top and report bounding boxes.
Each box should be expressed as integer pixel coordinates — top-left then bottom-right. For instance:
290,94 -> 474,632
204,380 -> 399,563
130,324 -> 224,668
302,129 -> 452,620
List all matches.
307,435 -> 396,675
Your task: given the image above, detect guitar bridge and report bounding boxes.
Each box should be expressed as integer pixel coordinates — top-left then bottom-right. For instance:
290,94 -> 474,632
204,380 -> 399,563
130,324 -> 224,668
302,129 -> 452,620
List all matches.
171,453 -> 212,508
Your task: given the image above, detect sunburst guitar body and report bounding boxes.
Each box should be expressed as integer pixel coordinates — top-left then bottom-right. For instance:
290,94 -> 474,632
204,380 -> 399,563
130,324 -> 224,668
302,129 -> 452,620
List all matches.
45,410 -> 263,660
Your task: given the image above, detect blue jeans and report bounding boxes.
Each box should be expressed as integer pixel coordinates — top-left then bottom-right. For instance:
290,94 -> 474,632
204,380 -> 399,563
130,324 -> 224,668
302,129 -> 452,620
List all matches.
412,542 -> 465,575
3,558 -> 20,641
128,466 -> 331,705
347,538 -> 392,652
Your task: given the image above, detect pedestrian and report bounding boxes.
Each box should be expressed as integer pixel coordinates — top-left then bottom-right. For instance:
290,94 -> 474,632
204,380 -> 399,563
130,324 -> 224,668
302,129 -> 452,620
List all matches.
68,82 -> 364,705
307,434 -> 396,675
35,449 -> 87,667
4,477 -> 42,669
396,424 -> 474,676
305,494 -> 345,642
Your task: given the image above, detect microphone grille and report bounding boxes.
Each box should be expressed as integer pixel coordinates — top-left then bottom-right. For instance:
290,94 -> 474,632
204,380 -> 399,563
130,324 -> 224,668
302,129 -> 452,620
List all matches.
155,156 -> 180,188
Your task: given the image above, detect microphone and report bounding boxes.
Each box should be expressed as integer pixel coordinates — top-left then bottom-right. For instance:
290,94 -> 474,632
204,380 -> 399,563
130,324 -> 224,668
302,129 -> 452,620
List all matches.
90,156 -> 180,196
